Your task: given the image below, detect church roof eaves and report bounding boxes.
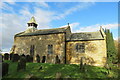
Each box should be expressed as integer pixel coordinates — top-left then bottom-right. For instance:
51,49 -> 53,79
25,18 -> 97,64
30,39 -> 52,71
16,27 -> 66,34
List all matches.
66,31 -> 104,41
15,26 -> 68,37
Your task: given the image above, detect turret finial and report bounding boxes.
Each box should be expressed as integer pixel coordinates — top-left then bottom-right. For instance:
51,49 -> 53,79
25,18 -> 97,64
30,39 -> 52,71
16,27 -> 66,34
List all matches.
68,23 -> 70,26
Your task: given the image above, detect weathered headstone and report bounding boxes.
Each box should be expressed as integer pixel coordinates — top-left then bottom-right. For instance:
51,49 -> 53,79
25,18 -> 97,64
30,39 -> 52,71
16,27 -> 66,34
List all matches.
4,53 -> 9,60
55,72 -> 62,80
10,53 -> 14,60
30,56 -> 33,62
21,54 -> 26,58
36,54 -> 40,63
55,55 -> 60,64
42,56 -> 46,63
12,54 -> 20,62
2,62 -> 9,77
80,57 -> 86,72
17,57 -> 26,71
26,55 -> 31,62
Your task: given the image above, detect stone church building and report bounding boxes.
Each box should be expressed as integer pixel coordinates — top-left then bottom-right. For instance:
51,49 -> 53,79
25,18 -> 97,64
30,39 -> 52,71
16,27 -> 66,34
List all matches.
10,17 -> 107,67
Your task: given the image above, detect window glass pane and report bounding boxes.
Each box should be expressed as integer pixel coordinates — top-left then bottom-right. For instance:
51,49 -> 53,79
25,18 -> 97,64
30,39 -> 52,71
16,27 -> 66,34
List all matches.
48,45 -> 53,54
76,43 -> 85,53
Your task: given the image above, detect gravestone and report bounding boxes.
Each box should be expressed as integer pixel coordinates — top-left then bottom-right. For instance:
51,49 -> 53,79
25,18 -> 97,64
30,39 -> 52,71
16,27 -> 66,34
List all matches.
80,57 -> 86,72
55,72 -> 62,80
42,56 -> 46,63
10,53 -> 14,60
17,57 -> 26,71
2,62 -> 9,77
55,55 -> 60,64
36,54 -> 40,63
21,54 -> 26,58
4,53 -> 9,60
30,56 -> 33,62
12,54 -> 20,62
26,55 -> 31,62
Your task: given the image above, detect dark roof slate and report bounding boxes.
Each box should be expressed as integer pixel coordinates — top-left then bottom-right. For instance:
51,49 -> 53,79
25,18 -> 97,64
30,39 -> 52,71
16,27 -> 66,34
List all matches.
67,31 -> 104,41
15,27 -> 68,37
15,27 -> 104,41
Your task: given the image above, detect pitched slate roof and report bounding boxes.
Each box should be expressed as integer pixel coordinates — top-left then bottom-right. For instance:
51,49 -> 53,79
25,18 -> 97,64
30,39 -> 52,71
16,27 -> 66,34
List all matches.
66,31 -> 104,41
15,27 -> 68,37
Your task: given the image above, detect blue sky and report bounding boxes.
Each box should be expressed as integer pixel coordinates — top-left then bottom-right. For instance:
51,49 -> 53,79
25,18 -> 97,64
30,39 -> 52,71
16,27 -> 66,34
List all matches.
0,2 -> 118,52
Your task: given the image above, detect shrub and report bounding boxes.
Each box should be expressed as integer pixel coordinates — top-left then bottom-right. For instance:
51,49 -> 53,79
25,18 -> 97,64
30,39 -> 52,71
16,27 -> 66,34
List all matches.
36,54 -> 40,63
4,53 -> 9,60
2,62 -> 9,77
17,57 -> 26,71
12,54 -> 20,62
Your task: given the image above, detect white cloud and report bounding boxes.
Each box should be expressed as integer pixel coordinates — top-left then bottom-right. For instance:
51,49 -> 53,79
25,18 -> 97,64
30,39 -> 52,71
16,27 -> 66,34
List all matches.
1,0 -> 118,2
35,2 -> 49,8
75,23 -> 118,33
1,13 -> 26,52
60,22 -> 118,33
60,22 -> 80,32
54,2 -> 94,20
19,6 -> 54,29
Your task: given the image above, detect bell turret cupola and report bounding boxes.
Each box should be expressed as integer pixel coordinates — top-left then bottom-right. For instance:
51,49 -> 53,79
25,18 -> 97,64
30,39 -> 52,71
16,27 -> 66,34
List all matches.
27,16 -> 38,28
26,16 -> 38,33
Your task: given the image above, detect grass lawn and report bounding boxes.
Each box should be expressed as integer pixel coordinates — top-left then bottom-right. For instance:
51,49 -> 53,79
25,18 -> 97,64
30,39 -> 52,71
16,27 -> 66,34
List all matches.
2,60 -> 119,79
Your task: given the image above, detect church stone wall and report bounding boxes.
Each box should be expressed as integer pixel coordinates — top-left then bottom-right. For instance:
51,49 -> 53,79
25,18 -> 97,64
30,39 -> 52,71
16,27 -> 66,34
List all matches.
13,33 -> 65,64
66,40 -> 107,67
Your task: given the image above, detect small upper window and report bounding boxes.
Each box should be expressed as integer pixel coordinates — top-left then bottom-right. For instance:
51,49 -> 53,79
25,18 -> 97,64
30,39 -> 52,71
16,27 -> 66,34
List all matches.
48,45 -> 53,54
30,45 -> 35,56
76,43 -> 85,53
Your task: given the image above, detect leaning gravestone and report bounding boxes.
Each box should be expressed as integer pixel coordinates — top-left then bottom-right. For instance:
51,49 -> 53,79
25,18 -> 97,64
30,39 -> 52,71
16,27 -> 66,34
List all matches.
12,54 -> 20,62
4,53 -> 9,60
17,57 -> 26,71
2,62 -> 9,77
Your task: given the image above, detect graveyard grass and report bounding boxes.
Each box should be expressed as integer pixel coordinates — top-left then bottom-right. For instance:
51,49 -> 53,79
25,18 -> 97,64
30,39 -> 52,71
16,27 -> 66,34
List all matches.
3,60 -> 119,79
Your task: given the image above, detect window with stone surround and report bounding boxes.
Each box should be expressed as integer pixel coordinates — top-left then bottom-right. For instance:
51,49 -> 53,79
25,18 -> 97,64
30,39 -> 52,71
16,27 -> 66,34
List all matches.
30,45 -> 34,56
76,43 -> 85,53
48,45 -> 53,54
